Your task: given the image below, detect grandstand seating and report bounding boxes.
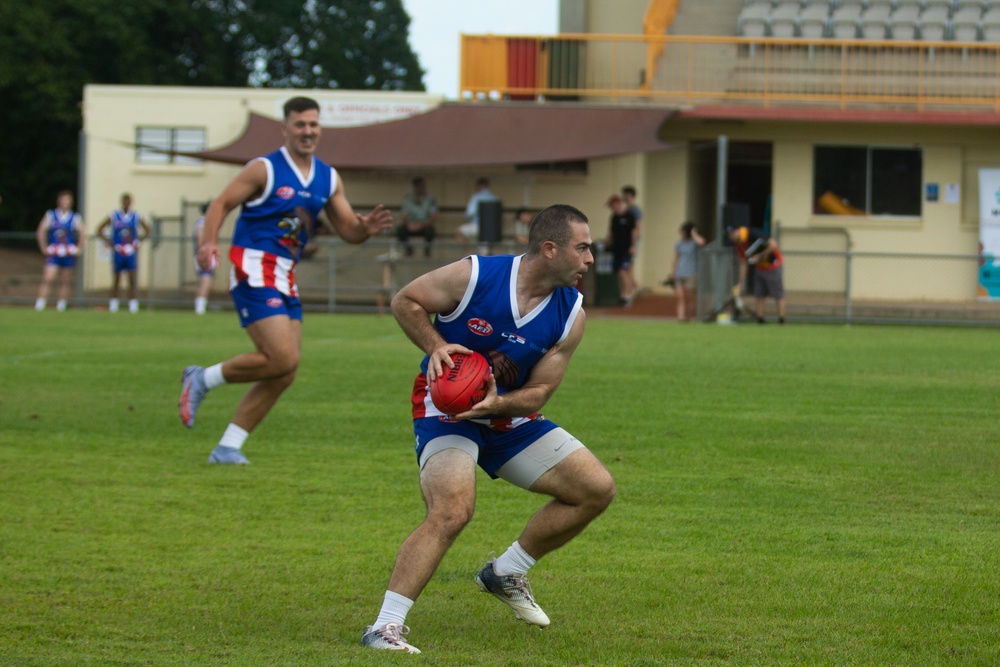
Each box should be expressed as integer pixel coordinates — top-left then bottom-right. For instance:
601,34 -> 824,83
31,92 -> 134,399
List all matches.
735,0 -> 1000,41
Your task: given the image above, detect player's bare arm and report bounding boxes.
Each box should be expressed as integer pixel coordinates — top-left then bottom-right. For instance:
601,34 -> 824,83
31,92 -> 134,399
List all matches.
391,258 -> 476,380
457,308 -> 587,420
35,216 -> 48,254
324,174 -> 393,244
197,161 -> 266,271
75,219 -> 86,253
96,218 -> 112,248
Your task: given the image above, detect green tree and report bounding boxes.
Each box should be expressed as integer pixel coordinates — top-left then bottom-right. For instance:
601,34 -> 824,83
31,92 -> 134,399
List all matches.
0,0 -> 423,234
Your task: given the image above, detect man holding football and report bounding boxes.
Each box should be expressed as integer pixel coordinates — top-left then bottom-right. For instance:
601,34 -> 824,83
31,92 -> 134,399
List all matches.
361,204 -> 616,654
177,96 -> 392,463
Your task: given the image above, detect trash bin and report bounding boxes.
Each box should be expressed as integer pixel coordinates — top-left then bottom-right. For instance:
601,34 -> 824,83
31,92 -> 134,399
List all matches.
594,250 -> 620,306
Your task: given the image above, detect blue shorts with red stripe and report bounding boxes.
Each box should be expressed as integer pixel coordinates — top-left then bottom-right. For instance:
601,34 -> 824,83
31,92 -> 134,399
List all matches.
46,256 -> 76,269
113,254 -> 137,273
413,415 -> 560,479
230,280 -> 302,328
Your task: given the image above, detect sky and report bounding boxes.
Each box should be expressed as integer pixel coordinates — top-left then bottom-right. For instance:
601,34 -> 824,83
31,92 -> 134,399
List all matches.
400,0 -> 560,99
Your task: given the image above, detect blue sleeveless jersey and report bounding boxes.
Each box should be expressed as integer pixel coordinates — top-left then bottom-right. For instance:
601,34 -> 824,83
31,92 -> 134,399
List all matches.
230,146 -> 336,261
110,209 -> 140,256
422,253 -> 583,398
45,209 -> 81,255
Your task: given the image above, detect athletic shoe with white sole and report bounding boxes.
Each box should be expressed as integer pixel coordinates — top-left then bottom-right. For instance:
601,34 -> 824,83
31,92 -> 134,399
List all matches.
207,445 -> 250,465
360,623 -> 421,653
475,559 -> 550,627
178,365 -> 207,428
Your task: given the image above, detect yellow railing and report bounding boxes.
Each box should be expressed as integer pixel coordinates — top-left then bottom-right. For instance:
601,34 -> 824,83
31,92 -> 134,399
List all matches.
459,33 -> 1000,111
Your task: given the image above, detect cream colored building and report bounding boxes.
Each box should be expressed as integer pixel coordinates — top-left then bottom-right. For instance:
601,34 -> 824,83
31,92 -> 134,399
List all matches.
81,0 -> 1000,307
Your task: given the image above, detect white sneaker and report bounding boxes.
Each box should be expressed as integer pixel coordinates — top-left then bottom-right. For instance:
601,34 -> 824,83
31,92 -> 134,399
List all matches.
475,559 -> 550,627
360,623 -> 421,653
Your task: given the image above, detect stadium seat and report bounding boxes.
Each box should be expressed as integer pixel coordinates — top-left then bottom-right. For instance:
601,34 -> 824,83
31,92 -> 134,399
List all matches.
799,3 -> 832,37
952,5 -> 984,39
923,0 -> 955,11
982,5 -> 1000,36
860,4 -> 892,37
740,16 -> 771,36
769,2 -> 802,36
918,7 -> 948,42
890,5 -> 922,37
738,1 -> 773,33
895,0 -> 926,8
955,0 -> 984,9
831,3 -> 863,36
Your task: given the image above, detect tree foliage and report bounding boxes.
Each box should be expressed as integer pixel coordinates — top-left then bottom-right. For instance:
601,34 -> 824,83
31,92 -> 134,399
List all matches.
0,0 -> 423,233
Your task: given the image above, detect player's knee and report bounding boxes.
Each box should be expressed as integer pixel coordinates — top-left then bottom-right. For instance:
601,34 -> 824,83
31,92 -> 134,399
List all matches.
429,504 -> 474,539
585,468 -> 616,514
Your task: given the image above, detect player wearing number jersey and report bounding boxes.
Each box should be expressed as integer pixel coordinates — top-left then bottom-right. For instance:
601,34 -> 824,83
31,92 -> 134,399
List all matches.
362,204 -> 616,654
177,95 -> 392,464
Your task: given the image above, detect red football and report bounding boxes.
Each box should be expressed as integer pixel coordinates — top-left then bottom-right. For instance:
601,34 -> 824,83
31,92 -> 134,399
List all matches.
429,351 -> 491,415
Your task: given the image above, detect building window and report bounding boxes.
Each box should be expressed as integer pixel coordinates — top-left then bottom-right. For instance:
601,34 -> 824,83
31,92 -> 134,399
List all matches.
135,127 -> 205,165
813,145 -> 922,217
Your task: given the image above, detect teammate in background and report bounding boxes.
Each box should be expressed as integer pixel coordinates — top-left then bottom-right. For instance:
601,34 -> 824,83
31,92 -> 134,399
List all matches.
604,195 -> 640,307
727,225 -> 786,324
35,190 -> 85,312
361,205 -> 616,654
97,193 -> 150,313
177,96 -> 393,464
192,202 -> 214,314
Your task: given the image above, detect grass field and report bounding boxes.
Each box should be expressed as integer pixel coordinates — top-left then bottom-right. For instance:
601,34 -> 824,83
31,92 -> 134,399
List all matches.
1,308 -> 998,666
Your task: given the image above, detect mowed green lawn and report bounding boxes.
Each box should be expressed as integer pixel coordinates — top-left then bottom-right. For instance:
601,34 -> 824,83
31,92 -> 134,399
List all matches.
1,307 -> 998,666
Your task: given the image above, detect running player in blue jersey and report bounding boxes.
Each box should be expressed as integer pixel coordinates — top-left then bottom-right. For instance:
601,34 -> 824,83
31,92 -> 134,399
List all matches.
177,96 -> 393,464
97,193 -> 150,313
35,190 -> 85,312
361,204 -> 616,654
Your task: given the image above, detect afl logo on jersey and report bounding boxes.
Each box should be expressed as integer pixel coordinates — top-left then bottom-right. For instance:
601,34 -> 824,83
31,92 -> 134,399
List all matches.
267,297 -> 282,308
276,186 -> 295,200
467,318 -> 493,336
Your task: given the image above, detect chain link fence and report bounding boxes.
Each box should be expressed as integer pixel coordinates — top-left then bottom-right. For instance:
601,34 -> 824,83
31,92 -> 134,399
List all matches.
5,224 -> 1000,325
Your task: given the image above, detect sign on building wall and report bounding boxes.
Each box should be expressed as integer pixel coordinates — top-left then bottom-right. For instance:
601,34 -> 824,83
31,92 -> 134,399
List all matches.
275,97 -> 433,127
977,168 -> 1000,300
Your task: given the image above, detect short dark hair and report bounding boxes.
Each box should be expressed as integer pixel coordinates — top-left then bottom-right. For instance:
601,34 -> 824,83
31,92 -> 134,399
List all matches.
283,96 -> 320,119
681,221 -> 696,238
527,204 -> 588,254
475,177 -> 490,188
412,177 -> 425,187
621,185 -> 637,198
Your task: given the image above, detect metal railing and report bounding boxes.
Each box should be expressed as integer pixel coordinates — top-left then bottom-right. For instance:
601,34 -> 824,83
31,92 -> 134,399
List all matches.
460,33 -> 1000,111
5,231 -> 1000,325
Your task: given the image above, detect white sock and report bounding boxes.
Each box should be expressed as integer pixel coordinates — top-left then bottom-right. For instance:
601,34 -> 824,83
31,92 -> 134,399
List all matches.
373,590 -> 414,629
128,299 -> 138,313
35,298 -> 46,311
218,423 -> 249,450
493,541 -> 536,576
56,299 -> 67,312
195,296 -> 207,314
109,298 -> 119,313
203,363 -> 226,390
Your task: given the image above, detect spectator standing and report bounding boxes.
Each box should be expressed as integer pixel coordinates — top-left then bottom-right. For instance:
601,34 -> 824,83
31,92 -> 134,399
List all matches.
604,195 -> 639,307
665,221 -> 706,322
727,225 -> 786,324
